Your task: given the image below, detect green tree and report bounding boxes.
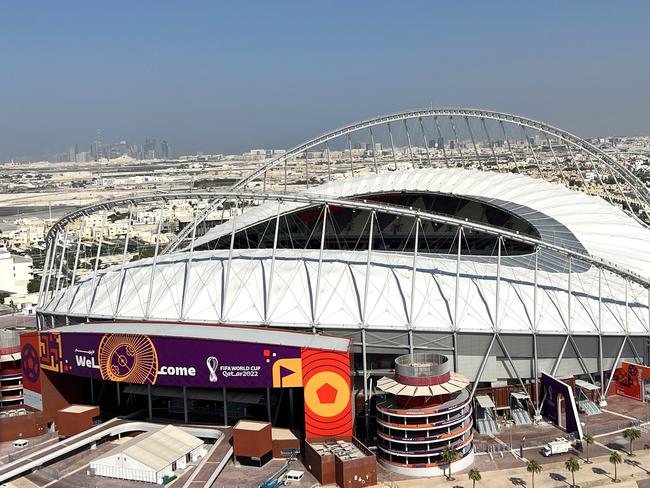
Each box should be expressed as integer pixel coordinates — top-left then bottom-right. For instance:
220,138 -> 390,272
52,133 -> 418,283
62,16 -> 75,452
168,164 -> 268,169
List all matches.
468,468 -> 481,488
583,433 -> 594,464
27,277 -> 41,294
644,442 -> 650,454
565,457 -> 580,488
623,428 -> 641,456
441,445 -> 459,481
527,459 -> 542,488
609,451 -> 622,482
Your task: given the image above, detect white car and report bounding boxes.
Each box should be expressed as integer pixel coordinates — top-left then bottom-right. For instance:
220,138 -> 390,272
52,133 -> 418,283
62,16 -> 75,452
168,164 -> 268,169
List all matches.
13,439 -> 29,448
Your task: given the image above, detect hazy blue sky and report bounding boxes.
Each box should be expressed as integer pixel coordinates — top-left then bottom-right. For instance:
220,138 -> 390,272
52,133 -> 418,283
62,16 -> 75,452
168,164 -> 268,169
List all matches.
1,1 -> 649,160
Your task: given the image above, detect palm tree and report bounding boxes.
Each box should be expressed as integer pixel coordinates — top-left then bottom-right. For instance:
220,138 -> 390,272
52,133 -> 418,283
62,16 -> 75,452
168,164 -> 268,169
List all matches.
583,433 -> 594,464
441,445 -> 459,481
468,468 -> 481,488
565,457 -> 580,488
527,459 -> 542,488
623,428 -> 641,456
609,451 -> 622,482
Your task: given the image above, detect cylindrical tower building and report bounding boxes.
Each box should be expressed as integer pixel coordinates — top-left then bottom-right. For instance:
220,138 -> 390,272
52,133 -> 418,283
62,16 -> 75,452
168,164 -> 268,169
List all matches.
375,353 -> 474,477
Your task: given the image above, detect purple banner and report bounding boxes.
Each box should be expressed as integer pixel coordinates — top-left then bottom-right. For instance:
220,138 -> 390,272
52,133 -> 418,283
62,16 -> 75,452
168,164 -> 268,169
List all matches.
40,331 -> 303,388
541,372 -> 584,439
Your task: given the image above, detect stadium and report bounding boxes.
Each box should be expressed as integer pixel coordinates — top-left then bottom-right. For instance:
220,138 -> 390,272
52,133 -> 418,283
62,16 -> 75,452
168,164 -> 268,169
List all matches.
32,109 -> 650,475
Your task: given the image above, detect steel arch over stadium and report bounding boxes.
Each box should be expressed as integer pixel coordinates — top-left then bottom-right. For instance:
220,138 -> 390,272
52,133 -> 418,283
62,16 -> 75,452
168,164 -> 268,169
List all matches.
164,108 -> 650,253
37,108 -> 650,424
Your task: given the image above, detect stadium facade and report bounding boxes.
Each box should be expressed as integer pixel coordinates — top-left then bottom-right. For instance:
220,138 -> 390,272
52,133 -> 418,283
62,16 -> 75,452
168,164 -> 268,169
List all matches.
29,109 -> 650,471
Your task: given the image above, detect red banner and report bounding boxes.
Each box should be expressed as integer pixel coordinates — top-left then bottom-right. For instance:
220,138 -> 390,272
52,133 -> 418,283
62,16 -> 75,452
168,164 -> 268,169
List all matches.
615,361 -> 650,401
20,331 -> 42,410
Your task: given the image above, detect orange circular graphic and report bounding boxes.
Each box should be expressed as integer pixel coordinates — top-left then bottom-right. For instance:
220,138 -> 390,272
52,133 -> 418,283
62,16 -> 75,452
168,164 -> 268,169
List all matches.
98,334 -> 158,384
304,370 -> 351,418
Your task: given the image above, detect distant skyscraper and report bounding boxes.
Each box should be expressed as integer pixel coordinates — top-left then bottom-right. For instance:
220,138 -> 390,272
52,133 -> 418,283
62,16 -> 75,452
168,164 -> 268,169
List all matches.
161,140 -> 171,159
144,138 -> 157,159
68,144 -> 78,162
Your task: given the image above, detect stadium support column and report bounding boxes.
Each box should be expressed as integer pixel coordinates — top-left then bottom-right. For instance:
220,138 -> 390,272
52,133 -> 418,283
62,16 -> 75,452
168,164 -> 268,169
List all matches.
361,212 -> 374,324
265,202 -> 281,324
313,205 -> 328,332
361,212 -> 374,442
53,231 -> 68,295
470,333 -> 496,398
222,204 -> 238,321
37,234 -> 53,311
266,388 -> 272,423
180,209 -> 198,321
362,328 -> 369,441
598,268 -> 607,406
533,248 -> 539,414
453,226 -> 463,372
42,230 -> 60,309
144,207 -> 164,320
566,256 -> 573,335
533,332 -> 539,414
114,206 -> 133,319
116,382 -> 121,409
88,213 -> 106,315
66,218 -> 85,321
408,217 -> 420,355
495,236 -> 502,332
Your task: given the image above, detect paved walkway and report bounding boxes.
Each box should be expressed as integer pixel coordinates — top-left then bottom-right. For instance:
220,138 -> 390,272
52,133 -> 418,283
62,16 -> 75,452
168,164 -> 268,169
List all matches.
378,448 -> 650,487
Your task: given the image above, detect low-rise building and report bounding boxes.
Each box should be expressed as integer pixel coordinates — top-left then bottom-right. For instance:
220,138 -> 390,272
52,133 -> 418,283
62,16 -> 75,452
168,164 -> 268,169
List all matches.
0,248 -> 33,295
89,424 -> 206,484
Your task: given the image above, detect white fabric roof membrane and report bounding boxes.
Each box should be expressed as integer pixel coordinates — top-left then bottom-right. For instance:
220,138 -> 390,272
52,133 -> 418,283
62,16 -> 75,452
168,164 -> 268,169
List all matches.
93,425 -> 202,472
194,168 -> 650,279
43,169 -> 650,336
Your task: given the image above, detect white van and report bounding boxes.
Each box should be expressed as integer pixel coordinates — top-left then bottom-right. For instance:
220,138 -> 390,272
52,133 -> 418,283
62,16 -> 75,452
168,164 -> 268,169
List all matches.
284,470 -> 304,482
13,439 -> 29,448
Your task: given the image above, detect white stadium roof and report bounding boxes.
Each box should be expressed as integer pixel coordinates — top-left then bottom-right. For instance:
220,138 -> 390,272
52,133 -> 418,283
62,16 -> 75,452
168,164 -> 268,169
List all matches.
43,169 -> 650,336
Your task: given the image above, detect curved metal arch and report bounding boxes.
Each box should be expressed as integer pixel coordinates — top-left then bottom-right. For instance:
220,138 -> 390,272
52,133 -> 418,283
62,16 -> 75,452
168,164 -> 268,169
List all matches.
41,190 -> 650,290
45,191 -> 219,245
164,108 -> 650,253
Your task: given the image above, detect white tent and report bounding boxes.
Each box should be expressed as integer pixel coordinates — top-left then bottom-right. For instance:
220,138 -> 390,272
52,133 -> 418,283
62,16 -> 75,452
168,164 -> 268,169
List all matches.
90,425 -> 206,484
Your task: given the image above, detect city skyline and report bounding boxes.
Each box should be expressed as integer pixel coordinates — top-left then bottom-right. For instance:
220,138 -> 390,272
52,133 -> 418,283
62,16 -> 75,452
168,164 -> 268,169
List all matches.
1,1 -> 650,161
